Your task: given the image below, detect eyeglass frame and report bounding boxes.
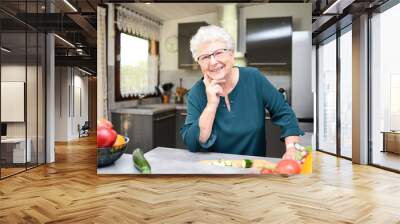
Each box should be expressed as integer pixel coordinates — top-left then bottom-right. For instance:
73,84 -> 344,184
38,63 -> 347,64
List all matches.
196,48 -> 232,64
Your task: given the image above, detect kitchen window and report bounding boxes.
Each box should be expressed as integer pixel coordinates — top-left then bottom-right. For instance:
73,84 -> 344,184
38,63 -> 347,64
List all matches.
120,33 -> 149,97
115,31 -> 159,101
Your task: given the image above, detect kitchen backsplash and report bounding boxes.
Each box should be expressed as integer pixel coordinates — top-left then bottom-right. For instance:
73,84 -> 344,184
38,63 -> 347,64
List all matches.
159,69 -> 202,92
159,68 -> 291,97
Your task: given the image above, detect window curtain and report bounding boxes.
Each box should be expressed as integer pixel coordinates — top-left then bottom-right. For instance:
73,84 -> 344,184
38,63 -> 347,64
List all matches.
97,6 -> 108,118
148,39 -> 159,94
117,6 -> 160,97
117,6 -> 160,41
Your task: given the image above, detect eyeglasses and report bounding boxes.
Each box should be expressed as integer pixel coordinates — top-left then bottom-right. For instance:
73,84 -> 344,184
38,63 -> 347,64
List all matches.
197,48 -> 231,64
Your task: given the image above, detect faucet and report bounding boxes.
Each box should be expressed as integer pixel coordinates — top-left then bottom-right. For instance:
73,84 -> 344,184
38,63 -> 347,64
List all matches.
137,94 -> 146,106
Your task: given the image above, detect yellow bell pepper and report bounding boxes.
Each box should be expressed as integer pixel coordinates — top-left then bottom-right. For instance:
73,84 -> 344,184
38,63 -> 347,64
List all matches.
301,152 -> 312,174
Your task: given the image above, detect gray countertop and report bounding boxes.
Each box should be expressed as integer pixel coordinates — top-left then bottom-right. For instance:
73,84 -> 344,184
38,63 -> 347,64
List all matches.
110,103 -> 274,118
97,147 -> 280,174
111,104 -> 185,115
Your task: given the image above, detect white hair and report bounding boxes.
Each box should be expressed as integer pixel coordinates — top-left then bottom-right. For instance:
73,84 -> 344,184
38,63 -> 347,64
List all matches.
190,25 -> 234,61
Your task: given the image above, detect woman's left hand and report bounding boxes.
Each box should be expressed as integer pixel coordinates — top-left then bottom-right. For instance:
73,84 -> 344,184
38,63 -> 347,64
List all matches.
282,147 -> 296,160
283,136 -> 301,160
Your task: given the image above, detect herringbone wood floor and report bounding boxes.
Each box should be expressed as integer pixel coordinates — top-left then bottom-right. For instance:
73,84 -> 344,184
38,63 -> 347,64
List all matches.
1,136 -> 400,224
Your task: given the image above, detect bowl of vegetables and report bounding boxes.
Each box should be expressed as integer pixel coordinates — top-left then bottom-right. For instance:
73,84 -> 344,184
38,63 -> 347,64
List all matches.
97,136 -> 129,167
97,119 -> 130,167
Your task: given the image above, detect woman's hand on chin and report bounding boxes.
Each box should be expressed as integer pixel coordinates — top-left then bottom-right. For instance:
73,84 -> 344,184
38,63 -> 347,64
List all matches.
203,73 -> 225,107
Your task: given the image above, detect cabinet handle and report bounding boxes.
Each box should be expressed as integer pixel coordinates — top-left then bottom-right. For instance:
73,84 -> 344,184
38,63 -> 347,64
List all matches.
180,112 -> 187,116
248,62 -> 288,66
154,114 -> 175,121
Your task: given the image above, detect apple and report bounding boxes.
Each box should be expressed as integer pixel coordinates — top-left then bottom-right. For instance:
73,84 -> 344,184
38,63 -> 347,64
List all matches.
97,119 -> 113,130
275,159 -> 301,175
97,127 -> 117,148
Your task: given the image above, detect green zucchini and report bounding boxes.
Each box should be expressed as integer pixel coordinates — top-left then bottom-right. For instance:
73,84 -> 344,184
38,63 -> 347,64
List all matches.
132,148 -> 151,174
242,159 -> 253,168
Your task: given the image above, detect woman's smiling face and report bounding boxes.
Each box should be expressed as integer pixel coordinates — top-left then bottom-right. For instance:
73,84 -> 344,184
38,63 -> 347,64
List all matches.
197,41 -> 234,81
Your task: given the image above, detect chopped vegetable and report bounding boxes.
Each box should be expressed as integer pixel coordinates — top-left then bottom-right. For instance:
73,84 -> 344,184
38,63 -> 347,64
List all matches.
242,159 -> 253,168
260,168 -> 274,174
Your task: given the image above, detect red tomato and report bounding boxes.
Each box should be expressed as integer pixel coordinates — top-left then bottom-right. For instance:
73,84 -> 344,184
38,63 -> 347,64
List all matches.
260,168 -> 274,174
97,119 -> 113,130
97,127 -> 117,147
275,159 -> 301,175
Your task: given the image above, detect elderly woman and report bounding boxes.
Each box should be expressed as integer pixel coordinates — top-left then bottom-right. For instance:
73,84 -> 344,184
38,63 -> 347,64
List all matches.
180,25 -> 304,159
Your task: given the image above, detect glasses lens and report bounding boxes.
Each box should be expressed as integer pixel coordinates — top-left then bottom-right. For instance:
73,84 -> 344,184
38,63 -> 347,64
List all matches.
198,49 -> 229,64
198,55 -> 210,63
214,49 -> 227,58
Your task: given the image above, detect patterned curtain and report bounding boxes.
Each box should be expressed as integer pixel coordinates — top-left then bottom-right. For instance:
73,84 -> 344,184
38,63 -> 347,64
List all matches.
116,6 -> 160,41
117,6 -> 160,97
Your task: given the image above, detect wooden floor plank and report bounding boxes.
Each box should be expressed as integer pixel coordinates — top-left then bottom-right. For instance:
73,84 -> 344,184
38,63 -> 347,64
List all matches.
0,135 -> 400,223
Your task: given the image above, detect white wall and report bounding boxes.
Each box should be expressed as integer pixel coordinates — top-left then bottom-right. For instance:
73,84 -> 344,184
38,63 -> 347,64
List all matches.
55,67 -> 68,141
1,65 -> 38,137
1,63 -> 46,163
72,74 -> 89,138
1,65 -> 26,139
54,67 -> 89,141
291,31 -> 313,119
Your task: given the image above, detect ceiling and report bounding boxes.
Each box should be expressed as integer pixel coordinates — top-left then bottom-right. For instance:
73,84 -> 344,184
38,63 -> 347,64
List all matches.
0,0 -> 96,14
1,32 -> 45,62
311,0 -> 390,43
124,2 -> 300,22
0,0 -> 97,74
124,3 -> 219,22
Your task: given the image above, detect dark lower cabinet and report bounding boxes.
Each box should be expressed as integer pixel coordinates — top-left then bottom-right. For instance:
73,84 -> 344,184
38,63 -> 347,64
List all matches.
111,113 -> 153,153
265,118 -> 286,158
112,110 -> 176,154
153,111 -> 176,148
175,109 -> 187,149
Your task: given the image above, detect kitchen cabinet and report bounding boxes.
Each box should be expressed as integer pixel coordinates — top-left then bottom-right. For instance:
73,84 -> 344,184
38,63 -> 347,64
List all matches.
246,17 -> 292,69
111,113 -> 153,153
111,110 -> 176,153
178,22 -> 208,69
153,111 -> 176,149
175,109 -> 187,149
265,118 -> 286,158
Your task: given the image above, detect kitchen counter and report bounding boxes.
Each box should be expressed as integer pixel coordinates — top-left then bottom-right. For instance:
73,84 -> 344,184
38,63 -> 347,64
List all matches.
111,103 -> 272,118
97,147 -> 280,174
112,104 -> 186,115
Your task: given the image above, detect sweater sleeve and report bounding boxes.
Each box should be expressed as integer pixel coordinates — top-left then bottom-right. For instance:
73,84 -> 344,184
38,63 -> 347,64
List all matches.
255,69 -> 304,140
179,90 -> 217,152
